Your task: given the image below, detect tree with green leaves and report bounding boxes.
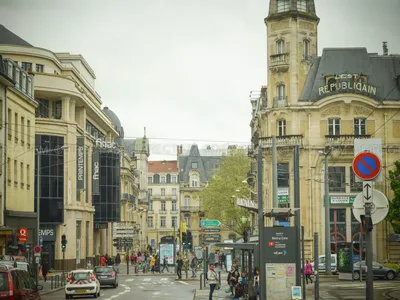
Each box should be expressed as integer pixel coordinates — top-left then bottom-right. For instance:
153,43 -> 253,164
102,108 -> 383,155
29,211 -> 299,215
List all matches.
386,160 -> 400,233
200,148 -> 252,235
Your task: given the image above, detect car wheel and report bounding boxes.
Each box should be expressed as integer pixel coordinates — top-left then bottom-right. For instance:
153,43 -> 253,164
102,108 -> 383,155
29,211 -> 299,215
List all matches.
353,271 -> 360,281
93,292 -> 98,298
386,271 -> 395,280
113,282 -> 117,288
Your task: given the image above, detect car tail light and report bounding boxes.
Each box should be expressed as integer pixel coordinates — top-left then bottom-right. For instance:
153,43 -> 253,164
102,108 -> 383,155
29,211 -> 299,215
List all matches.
8,273 -> 14,299
110,272 -> 115,277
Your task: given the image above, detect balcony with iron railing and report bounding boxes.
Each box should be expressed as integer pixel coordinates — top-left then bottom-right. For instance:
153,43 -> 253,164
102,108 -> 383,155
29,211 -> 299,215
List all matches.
151,194 -> 178,200
269,53 -> 289,72
273,96 -> 288,108
259,135 -> 303,148
180,206 -> 201,213
159,210 -> 168,215
325,134 -> 371,146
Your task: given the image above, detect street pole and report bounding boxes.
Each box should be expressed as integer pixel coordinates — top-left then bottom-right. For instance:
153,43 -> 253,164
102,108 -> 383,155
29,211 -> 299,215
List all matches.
314,232 -> 319,300
257,143 -> 266,300
359,230 -> 363,282
301,225 -> 306,300
365,204 -> 373,300
294,145 -> 301,285
272,136 -> 278,225
324,154 -> 332,275
35,150 -> 41,287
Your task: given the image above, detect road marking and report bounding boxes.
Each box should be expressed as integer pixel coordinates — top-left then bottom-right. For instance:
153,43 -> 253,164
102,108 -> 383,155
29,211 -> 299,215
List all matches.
161,277 -> 168,281
125,278 -> 134,282
143,278 -> 151,281
177,281 -> 188,285
139,285 -> 144,289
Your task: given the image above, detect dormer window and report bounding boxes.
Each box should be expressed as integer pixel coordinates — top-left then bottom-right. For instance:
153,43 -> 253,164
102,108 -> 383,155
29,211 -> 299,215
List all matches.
191,174 -> 198,187
277,0 -> 290,12
297,0 -> 307,12
277,40 -> 285,54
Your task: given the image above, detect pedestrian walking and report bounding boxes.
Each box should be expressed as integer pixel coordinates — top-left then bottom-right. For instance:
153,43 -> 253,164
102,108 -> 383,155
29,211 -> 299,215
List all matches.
115,253 -> 121,273
176,256 -> 183,279
161,256 -> 169,273
191,255 -> 198,278
305,260 -> 313,284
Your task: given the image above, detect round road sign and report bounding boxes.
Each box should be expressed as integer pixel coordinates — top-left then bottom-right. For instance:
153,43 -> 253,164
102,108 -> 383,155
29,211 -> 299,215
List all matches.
33,246 -> 41,254
352,152 -> 381,180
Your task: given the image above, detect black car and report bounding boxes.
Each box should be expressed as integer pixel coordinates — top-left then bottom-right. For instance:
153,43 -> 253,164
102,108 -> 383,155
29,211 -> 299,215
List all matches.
94,266 -> 118,288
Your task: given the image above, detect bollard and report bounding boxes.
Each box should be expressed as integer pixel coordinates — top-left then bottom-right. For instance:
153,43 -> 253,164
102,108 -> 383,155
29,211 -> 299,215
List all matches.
56,275 -> 59,288
200,273 -> 203,290
51,276 -> 53,289
314,232 -> 319,300
218,271 -> 221,286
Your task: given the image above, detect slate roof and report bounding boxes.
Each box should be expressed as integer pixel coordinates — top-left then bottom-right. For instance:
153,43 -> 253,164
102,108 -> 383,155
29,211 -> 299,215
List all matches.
0,24 -> 33,47
148,161 -> 178,174
299,48 -> 400,101
178,144 -> 222,183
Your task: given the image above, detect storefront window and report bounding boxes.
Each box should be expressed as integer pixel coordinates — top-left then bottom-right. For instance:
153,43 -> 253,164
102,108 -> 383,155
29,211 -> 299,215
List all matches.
330,208 -> 347,254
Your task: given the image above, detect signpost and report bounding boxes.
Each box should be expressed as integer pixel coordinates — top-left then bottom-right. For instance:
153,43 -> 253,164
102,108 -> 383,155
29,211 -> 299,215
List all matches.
200,220 -> 221,227
352,138 -> 388,300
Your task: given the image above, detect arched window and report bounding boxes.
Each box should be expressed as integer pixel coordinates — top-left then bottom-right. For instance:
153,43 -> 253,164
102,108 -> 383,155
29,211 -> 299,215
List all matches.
303,40 -> 309,59
276,40 -> 285,54
153,174 -> 160,184
166,174 -> 171,184
191,174 -> 198,187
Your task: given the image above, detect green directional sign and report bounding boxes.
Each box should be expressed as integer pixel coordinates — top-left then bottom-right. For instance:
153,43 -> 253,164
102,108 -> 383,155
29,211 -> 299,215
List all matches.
200,220 -> 221,227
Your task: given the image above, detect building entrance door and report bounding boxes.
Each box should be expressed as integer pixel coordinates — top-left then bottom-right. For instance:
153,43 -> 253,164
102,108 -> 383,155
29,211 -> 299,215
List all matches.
42,242 -> 55,270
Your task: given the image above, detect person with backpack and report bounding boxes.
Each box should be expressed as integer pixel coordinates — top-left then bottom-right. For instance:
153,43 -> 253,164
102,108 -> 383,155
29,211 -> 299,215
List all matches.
227,266 -> 240,296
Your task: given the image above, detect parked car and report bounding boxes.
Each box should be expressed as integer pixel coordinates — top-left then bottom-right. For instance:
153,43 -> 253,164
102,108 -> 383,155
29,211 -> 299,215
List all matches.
353,261 -> 397,280
0,265 -> 43,299
94,266 -> 118,288
65,269 -> 100,299
311,254 -> 338,274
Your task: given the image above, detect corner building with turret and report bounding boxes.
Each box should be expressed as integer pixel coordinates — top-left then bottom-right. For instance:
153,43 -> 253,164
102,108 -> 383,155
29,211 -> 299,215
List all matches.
249,0 -> 400,262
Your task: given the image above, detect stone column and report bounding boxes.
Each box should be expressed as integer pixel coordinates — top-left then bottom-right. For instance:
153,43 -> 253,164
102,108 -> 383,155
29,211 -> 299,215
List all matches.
69,99 -> 76,123
61,96 -> 71,121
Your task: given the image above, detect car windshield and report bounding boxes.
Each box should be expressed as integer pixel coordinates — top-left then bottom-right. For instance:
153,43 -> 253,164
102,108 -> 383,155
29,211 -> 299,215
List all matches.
95,267 -> 113,273
72,272 -> 91,280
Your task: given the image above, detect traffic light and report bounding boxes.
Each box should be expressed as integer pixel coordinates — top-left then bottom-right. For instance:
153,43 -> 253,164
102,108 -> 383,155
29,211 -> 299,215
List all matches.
187,231 -> 193,251
61,234 -> 67,252
182,232 -> 187,249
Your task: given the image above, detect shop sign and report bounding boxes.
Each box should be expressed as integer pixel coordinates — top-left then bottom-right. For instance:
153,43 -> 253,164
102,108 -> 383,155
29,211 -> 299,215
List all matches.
92,149 -> 100,195
77,136 -> 85,190
18,228 -> 28,243
39,225 -> 57,242
329,195 -> 356,205
278,187 -> 289,204
95,139 -> 117,149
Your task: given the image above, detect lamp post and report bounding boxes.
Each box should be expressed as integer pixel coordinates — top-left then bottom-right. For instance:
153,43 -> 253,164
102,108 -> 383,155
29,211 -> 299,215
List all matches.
319,148 -> 332,275
35,145 -> 68,286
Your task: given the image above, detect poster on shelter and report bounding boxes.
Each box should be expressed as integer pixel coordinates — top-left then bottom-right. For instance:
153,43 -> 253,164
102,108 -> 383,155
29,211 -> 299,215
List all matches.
159,244 -> 174,264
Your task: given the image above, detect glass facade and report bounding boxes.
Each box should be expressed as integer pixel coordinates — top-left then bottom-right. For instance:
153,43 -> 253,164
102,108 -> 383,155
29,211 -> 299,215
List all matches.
35,135 -> 65,223
93,149 -> 121,223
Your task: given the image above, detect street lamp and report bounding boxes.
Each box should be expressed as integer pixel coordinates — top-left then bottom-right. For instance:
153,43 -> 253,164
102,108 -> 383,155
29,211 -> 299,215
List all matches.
35,145 -> 68,286
318,148 -> 332,275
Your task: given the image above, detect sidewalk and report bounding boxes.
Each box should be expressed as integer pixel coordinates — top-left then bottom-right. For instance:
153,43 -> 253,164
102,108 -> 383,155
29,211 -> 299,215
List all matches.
39,273 -> 65,295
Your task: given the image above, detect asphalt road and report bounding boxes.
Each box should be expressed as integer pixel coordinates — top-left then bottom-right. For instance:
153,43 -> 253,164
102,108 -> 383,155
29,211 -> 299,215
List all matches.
41,275 -> 196,300
319,280 -> 400,300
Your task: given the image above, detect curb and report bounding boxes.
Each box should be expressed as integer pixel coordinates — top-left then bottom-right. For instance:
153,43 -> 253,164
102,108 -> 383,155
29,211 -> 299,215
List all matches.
40,287 -> 64,295
384,290 -> 400,300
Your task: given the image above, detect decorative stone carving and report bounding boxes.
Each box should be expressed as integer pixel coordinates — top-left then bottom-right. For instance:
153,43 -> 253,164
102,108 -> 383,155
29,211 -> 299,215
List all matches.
321,106 -> 340,117
343,104 -> 351,115
353,105 -> 372,116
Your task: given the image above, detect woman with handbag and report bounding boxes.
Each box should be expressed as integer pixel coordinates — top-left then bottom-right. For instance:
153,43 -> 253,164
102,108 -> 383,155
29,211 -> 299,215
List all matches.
207,263 -> 219,300
253,267 -> 260,299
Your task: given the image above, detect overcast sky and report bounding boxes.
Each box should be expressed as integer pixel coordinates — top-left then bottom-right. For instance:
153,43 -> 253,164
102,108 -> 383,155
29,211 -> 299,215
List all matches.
1,0 -> 399,160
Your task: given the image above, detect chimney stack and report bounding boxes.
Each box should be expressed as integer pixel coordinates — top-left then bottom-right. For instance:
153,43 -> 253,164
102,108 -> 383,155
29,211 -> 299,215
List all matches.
383,41 -> 388,56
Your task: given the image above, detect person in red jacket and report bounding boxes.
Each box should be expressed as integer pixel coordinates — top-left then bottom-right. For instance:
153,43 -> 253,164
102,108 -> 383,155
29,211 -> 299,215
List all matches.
101,255 -> 106,266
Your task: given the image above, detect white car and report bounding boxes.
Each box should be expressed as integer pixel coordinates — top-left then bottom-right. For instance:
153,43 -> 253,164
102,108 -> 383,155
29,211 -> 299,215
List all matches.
65,269 -> 101,299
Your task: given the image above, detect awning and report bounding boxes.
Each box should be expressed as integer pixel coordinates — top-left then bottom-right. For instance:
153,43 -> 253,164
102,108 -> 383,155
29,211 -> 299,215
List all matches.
0,226 -> 14,235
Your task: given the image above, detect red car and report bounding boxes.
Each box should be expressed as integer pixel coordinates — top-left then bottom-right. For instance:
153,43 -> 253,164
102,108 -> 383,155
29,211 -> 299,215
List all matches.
0,265 -> 43,299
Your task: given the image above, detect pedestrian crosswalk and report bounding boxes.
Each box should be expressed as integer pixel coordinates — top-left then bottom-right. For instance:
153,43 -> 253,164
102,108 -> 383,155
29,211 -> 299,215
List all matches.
124,277 -> 177,285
